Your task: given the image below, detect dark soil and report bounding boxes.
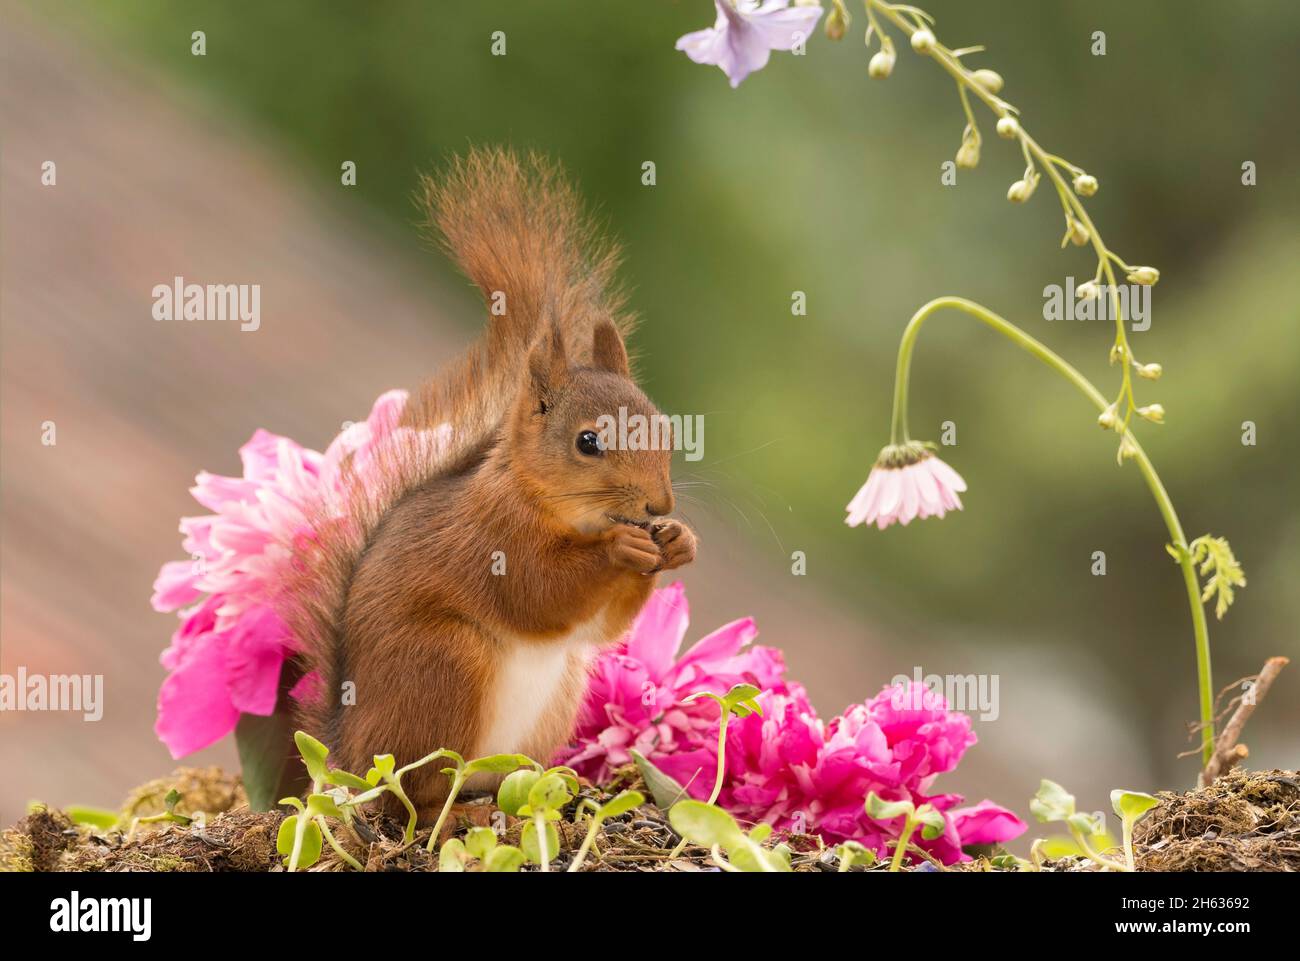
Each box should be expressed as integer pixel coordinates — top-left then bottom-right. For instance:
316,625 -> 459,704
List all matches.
4,766 -> 1296,872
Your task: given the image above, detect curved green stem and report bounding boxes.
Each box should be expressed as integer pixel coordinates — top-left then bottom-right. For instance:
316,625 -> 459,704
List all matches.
888,296 -> 1214,764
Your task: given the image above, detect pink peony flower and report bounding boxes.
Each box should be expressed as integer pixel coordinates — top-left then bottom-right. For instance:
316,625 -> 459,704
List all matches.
559,584 -> 1025,863
846,441 -> 967,529
676,0 -> 823,88
152,390 -> 450,758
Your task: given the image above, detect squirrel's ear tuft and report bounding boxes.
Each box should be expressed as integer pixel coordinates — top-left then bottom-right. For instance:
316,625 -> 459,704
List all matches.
591,320 -> 629,376
528,322 -> 569,411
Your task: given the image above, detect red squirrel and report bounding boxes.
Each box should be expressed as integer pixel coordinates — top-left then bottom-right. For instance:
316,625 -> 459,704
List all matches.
286,148 -> 696,816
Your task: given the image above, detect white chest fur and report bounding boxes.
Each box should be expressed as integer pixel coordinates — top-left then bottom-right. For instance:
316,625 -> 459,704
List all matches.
475,613 -> 608,759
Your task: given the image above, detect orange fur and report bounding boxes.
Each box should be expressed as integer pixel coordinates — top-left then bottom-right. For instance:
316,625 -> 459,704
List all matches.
282,148 -> 696,818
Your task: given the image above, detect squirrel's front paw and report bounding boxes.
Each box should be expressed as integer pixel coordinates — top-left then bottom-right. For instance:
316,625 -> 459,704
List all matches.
608,524 -> 661,574
651,520 -> 697,572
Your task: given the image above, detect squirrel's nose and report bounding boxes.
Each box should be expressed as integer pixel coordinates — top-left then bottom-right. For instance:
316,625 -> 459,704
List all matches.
646,497 -> 673,517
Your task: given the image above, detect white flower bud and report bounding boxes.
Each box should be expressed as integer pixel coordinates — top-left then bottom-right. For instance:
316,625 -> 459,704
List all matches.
1073,173 -> 1099,197
825,5 -> 848,41
1097,405 -> 1118,430
1117,435 -> 1139,463
1138,362 -> 1163,381
971,69 -> 1004,94
1007,180 -> 1030,203
956,137 -> 977,169
1138,403 -> 1165,424
996,116 -> 1019,139
1076,280 -> 1101,300
1127,266 -> 1160,286
868,47 -> 895,78
910,29 -> 935,53
1067,219 -> 1089,246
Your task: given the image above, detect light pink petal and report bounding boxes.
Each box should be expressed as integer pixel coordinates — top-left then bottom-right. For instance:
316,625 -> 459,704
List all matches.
929,456 -> 968,494
151,560 -> 203,612
913,460 -> 944,518
897,464 -> 921,525
873,469 -> 902,522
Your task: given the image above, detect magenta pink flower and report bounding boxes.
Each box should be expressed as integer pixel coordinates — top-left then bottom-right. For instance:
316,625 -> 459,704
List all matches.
676,1 -> 823,88
152,390 -> 450,758
846,442 -> 967,529
559,584 -> 1025,863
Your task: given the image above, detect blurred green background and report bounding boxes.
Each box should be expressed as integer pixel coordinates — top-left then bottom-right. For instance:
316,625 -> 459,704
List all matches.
11,0 -> 1298,821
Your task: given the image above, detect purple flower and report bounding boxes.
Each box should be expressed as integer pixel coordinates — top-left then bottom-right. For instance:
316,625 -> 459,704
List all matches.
676,1 -> 824,88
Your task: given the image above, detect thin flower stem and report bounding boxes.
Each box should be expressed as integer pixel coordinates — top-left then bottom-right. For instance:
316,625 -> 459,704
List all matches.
866,0 -> 1143,422
887,296 -> 1214,764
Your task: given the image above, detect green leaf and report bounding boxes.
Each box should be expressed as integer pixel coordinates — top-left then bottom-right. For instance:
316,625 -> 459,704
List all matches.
596,790 -> 645,821
325,769 -> 372,791
276,815 -> 322,869
1066,812 -> 1103,836
836,841 -> 877,868
915,806 -> 947,840
748,822 -> 774,843
484,845 -> 526,872
721,682 -> 763,717
630,750 -> 690,810
1111,789 -> 1160,823
668,799 -> 745,849
497,769 -> 540,817
1188,535 -> 1246,620
439,838 -> 468,872
162,789 -> 183,813
294,731 -> 330,782
305,793 -> 343,820
544,765 -> 581,795
235,708 -> 296,812
527,773 -> 572,814
278,796 -> 305,812
465,753 -> 531,776
1029,780 -> 1076,823
864,792 -> 914,821
521,819 -> 561,864
464,826 -> 498,860
65,806 -> 119,831
371,754 -> 396,780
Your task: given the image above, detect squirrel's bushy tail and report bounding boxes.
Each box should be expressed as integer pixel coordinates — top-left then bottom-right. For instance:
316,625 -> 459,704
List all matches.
402,146 -> 635,446
285,147 -> 632,752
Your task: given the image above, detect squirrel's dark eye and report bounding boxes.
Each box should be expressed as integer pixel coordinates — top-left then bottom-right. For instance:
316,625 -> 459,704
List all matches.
576,430 -> 603,456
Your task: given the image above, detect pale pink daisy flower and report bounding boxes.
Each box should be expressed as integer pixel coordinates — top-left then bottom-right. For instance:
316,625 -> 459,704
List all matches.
845,442 -> 967,530
676,0 -> 823,88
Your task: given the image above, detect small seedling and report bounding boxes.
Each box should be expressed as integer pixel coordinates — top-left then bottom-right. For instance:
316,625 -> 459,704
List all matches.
864,792 -> 946,872
668,799 -> 791,872
136,789 -> 193,829
516,772 -> 575,871
424,751 -> 533,852
65,806 -> 121,832
1030,779 -> 1128,871
569,790 -> 645,872
496,762 -> 580,816
834,840 -> 877,872
667,683 -> 763,859
1111,789 -> 1160,871
438,826 -> 526,872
